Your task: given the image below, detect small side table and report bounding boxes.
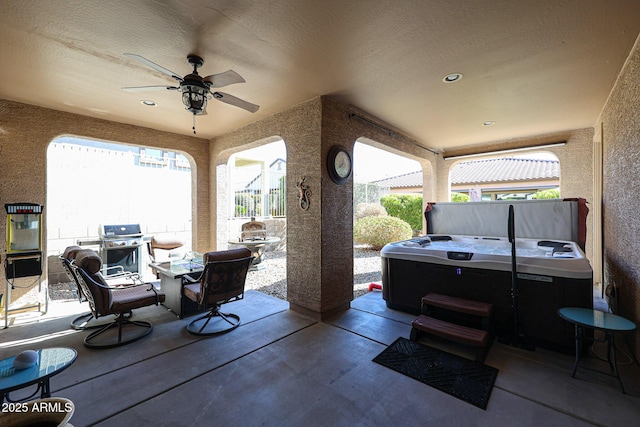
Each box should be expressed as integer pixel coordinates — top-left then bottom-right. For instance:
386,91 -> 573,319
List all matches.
558,307 -> 636,393
0,347 -> 77,402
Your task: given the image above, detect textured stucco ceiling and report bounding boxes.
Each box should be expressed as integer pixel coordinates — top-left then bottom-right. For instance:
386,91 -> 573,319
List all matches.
1,0 -> 639,153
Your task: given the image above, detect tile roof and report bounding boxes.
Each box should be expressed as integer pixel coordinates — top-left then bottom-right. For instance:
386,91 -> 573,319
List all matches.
372,157 -> 559,188
451,157 -> 559,184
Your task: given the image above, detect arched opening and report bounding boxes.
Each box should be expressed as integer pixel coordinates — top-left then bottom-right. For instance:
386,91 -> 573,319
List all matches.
46,136 -> 193,299
221,139 -> 287,300
352,140 -> 423,296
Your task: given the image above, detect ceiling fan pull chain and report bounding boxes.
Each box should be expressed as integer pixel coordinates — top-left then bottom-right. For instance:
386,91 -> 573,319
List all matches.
192,113 -> 196,134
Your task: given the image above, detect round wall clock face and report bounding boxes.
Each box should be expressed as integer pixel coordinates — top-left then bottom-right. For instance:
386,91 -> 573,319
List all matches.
328,145 -> 352,184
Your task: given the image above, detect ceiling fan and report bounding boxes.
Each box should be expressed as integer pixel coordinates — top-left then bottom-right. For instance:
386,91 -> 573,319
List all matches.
122,53 -> 259,133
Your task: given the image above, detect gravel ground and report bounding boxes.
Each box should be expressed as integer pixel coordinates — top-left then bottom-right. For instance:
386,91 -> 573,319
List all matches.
49,246 -> 383,301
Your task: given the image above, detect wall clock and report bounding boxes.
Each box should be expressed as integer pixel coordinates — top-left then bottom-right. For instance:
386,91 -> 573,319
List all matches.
327,145 -> 352,184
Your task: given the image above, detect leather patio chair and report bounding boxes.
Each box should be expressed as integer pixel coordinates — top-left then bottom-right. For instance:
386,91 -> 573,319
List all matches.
72,249 -> 166,348
182,248 -> 253,336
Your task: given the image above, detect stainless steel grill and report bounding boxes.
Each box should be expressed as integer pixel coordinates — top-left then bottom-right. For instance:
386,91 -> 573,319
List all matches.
99,224 -> 144,275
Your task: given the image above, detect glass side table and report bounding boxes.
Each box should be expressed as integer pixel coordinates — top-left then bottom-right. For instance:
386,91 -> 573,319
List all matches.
0,347 -> 77,403
558,307 -> 636,393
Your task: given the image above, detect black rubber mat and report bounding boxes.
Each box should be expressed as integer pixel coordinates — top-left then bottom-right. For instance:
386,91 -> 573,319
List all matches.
373,337 -> 498,409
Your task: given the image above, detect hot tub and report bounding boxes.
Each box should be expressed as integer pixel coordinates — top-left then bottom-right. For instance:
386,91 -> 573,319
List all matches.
381,234 -> 593,353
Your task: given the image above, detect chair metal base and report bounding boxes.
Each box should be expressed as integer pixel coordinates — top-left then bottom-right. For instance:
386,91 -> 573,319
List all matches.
84,312 -> 153,349
72,312 -> 121,331
71,312 -> 95,330
187,309 -> 241,336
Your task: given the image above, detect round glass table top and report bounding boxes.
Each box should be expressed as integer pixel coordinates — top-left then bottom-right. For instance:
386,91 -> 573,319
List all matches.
558,307 -> 637,331
0,347 -> 77,393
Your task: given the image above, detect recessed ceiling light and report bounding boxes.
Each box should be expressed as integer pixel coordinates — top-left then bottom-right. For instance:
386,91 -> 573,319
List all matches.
442,73 -> 463,83
483,121 -> 495,126
140,100 -> 157,107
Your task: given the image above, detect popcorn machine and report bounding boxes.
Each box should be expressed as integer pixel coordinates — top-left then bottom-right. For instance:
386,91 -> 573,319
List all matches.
3,203 -> 44,327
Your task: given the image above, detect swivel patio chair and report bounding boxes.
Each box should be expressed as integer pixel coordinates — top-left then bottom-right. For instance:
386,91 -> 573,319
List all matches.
147,235 -> 186,278
182,248 -> 253,336
72,249 -> 166,348
60,245 -> 148,330
59,245 -> 96,330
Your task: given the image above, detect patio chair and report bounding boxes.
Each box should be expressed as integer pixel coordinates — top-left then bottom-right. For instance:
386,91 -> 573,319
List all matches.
59,245 -> 96,330
147,235 -> 186,278
60,245 -> 148,330
72,249 -> 166,348
182,248 -> 253,335
240,219 -> 267,241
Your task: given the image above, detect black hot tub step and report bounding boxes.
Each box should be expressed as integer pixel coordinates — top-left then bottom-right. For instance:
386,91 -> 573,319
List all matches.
410,315 -> 489,362
421,293 -> 493,318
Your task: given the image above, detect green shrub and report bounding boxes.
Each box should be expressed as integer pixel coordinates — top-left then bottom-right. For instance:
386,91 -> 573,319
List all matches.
380,194 -> 423,232
354,215 -> 412,250
355,203 -> 387,220
450,192 -> 470,202
532,188 -> 560,199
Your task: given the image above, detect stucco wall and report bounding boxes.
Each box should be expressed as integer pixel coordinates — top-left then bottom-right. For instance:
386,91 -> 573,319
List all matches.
0,99 -> 210,308
597,36 -> 640,356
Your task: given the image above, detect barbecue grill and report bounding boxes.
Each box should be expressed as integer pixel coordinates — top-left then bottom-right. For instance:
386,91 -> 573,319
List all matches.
98,224 -> 144,275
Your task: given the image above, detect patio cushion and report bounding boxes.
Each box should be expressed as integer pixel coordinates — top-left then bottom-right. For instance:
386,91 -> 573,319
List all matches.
75,249 -> 102,274
63,245 -> 82,260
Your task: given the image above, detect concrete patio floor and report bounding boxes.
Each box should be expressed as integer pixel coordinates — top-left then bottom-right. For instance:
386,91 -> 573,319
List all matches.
1,290 -> 639,426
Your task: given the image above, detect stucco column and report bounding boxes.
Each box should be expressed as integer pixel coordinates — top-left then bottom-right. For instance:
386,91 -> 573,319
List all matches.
211,97 -> 438,319
285,100 -> 355,319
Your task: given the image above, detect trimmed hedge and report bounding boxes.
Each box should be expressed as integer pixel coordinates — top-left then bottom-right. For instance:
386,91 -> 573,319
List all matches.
355,203 -> 388,220
354,215 -> 412,250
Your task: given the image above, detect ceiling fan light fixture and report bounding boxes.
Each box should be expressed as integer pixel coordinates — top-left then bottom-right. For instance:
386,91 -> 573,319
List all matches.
442,72 -> 463,83
122,53 -> 259,134
181,84 -> 208,114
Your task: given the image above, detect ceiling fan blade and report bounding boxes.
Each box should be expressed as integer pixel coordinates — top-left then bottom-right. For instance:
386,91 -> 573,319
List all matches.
121,85 -> 180,92
203,70 -> 246,88
212,92 -> 260,113
124,53 -> 183,82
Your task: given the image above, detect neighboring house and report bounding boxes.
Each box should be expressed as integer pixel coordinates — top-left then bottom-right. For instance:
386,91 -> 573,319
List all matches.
234,157 -> 287,218
243,158 -> 287,193
372,157 -> 560,200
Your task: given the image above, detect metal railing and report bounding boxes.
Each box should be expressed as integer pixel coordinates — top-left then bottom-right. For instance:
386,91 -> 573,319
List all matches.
231,167 -> 287,218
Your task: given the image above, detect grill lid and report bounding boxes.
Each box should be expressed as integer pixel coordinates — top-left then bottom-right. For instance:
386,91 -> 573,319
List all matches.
101,224 -> 142,238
